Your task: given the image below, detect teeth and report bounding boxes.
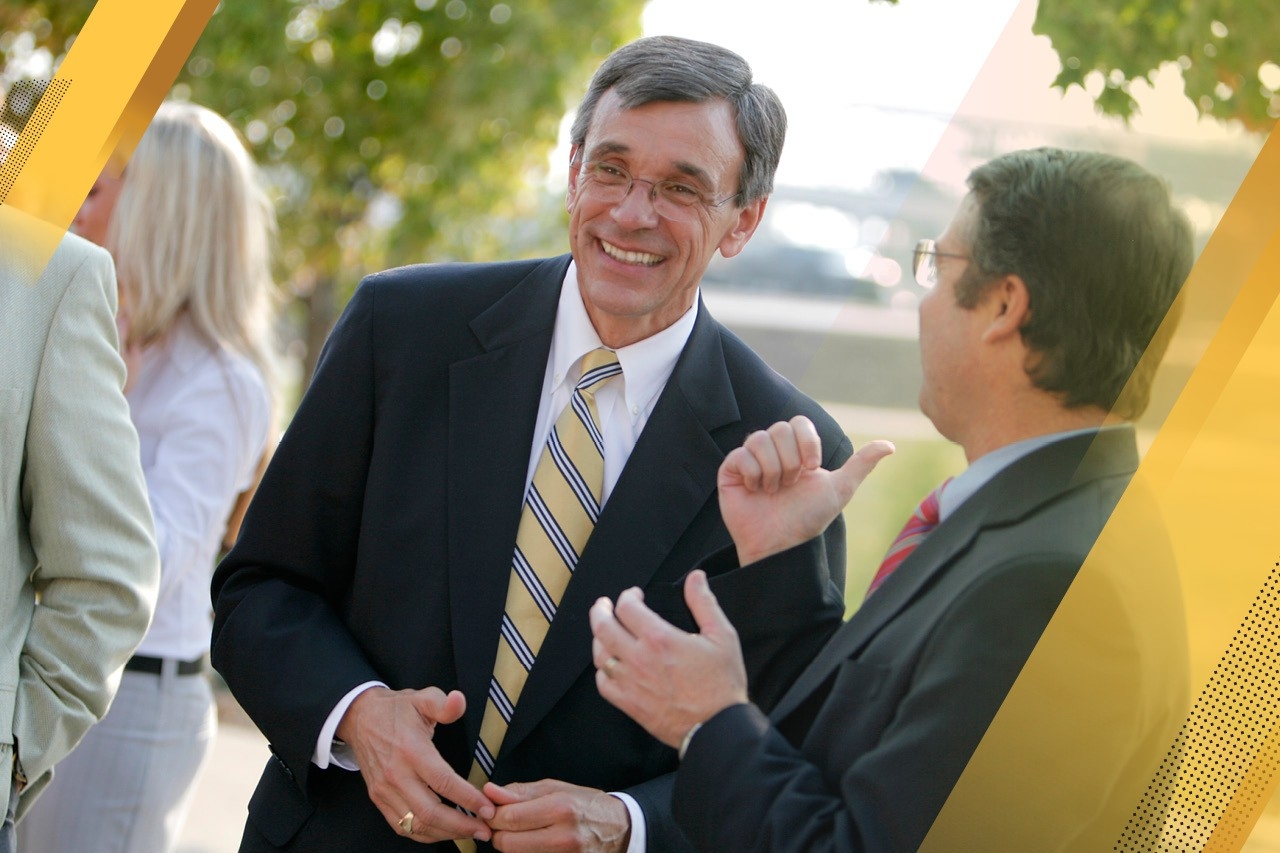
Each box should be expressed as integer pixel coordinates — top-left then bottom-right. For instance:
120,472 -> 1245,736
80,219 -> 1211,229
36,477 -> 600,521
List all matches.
602,240 -> 662,266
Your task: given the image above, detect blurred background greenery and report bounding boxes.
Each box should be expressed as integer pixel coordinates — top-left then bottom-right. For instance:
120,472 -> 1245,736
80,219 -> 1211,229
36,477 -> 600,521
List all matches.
3,0 -> 647,383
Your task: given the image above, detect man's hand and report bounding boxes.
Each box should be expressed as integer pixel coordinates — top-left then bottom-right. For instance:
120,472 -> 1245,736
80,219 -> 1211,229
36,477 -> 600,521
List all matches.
337,686 -> 495,843
590,571 -> 747,748
720,416 -> 894,565
483,779 -> 630,852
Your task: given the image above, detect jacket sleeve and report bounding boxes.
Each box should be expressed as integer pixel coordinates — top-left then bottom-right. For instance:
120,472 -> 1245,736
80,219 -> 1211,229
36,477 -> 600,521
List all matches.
670,554 -> 1148,852
629,519 -> 849,851
211,279 -> 383,793
16,244 -> 159,813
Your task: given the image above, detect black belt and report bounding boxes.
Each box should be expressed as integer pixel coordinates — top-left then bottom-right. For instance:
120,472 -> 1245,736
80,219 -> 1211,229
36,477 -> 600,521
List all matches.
124,655 -> 204,676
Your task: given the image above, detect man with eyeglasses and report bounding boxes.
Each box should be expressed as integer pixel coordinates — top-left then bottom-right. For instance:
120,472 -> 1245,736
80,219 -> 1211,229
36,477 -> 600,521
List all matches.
212,35 -> 851,852
591,147 -> 1194,851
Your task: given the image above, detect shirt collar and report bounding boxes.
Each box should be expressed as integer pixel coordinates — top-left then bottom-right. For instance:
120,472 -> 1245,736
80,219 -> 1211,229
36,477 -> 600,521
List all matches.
550,261 -> 697,415
938,425 -> 1112,522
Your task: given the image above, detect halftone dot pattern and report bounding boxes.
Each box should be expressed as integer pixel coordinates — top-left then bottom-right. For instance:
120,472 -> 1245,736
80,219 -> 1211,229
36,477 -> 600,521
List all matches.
0,79 -> 70,206
1116,563 -> 1280,850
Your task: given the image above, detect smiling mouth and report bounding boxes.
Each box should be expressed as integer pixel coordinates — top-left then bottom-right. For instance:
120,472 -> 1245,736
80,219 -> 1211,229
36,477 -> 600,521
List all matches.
601,240 -> 663,267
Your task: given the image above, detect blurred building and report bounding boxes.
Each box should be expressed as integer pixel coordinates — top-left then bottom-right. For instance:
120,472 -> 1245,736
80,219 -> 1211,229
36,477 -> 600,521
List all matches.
704,169 -> 958,309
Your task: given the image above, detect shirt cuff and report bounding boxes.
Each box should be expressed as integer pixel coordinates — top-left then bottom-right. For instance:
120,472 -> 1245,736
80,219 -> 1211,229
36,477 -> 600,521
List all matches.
312,681 -> 386,769
609,791 -> 646,853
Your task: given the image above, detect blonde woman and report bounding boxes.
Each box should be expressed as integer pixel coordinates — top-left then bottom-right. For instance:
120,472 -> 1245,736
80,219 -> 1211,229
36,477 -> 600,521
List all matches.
20,102 -> 276,853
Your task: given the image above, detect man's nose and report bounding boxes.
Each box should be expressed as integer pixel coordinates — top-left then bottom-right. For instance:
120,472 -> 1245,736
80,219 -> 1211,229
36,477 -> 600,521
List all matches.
610,178 -> 662,226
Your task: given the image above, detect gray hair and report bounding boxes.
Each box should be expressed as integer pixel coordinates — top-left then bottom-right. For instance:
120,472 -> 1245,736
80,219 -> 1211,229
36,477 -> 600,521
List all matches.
569,35 -> 786,205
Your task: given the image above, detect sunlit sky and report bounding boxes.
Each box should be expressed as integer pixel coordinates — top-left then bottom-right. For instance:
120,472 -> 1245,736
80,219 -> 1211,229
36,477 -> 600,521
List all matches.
632,0 -> 1259,193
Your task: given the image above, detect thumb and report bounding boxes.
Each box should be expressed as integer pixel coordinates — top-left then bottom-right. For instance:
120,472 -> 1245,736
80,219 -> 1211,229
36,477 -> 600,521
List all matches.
483,781 -> 527,805
485,779 -> 555,804
684,570 -> 730,637
830,440 -> 895,504
413,687 -> 467,724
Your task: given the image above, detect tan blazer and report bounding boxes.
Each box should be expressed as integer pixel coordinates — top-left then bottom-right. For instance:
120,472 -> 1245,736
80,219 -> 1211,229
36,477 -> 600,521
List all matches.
0,210 -> 159,819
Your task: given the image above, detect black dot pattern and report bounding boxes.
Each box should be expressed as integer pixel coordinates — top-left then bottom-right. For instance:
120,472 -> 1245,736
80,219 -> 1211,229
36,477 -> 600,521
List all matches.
0,78 -> 71,206
1115,562 -> 1280,849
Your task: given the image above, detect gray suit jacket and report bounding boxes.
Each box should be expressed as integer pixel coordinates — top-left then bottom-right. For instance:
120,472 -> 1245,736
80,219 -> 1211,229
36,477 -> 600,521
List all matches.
0,211 -> 159,817
673,427 -> 1188,851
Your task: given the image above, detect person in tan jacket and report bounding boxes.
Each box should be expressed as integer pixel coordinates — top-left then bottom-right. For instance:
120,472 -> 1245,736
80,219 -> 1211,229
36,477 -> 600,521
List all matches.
0,206 -> 159,852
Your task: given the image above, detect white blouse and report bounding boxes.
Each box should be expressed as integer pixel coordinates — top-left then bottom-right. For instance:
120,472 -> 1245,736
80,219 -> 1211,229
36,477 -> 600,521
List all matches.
126,315 -> 270,661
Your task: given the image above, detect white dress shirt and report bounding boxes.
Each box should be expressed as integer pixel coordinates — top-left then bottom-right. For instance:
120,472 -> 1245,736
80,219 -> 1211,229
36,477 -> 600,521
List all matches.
526,261 -> 695,503
127,316 -> 270,661
316,264 -> 695,851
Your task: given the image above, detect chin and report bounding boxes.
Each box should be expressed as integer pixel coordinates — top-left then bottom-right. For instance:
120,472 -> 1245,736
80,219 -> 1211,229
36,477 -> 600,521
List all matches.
583,273 -> 655,309
918,395 -> 946,436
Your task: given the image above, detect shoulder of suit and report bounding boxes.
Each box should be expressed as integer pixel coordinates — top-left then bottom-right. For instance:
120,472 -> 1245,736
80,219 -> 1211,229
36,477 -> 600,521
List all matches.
0,220 -> 110,289
54,230 -> 111,264
711,319 -> 843,435
0,233 -> 114,325
348,256 -> 566,338
38,230 -> 111,276
359,254 -> 567,298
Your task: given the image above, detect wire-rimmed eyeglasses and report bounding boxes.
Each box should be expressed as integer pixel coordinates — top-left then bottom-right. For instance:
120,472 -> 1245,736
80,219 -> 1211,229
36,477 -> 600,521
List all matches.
576,159 -> 740,222
912,238 -> 970,288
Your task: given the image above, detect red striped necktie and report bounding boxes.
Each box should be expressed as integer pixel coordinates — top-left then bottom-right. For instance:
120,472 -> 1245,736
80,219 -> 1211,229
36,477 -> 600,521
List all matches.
865,479 -> 950,599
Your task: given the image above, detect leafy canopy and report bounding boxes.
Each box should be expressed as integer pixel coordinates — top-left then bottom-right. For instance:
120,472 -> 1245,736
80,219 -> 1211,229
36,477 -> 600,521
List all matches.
1,0 -> 643,377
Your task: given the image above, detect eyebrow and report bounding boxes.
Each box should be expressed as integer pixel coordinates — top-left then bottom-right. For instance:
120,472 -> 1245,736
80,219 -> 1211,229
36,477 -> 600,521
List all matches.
585,141 -> 716,189
586,141 -> 630,160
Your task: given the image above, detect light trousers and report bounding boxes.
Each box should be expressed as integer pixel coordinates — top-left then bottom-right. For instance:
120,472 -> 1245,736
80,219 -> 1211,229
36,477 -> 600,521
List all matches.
18,666 -> 216,853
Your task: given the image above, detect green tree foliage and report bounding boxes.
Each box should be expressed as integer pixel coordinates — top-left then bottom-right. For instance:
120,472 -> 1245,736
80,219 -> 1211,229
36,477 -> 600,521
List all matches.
1034,0 -> 1279,132
1,1 -> 643,379
868,0 -> 1279,132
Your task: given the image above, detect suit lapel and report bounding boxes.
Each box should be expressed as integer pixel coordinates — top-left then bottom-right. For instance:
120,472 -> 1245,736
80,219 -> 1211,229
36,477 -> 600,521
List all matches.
449,257 -> 568,738
500,302 -> 741,755
768,508 -> 979,723
770,427 -> 1139,724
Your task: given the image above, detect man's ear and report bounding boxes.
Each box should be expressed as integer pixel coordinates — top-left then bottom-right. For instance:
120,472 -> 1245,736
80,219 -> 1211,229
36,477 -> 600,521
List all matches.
566,145 -> 583,214
981,274 -> 1031,343
717,196 -> 768,259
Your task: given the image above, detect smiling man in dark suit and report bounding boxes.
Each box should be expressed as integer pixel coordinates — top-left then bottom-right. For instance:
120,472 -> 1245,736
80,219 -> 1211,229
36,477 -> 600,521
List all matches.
591,147 -> 1194,851
211,36 -> 850,852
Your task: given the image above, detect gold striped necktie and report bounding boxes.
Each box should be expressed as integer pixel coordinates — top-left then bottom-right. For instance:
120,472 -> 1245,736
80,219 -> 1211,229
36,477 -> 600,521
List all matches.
461,348 -> 622,831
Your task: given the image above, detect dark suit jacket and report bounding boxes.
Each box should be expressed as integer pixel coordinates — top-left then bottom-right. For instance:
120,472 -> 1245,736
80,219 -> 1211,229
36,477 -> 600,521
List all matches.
673,427 -> 1188,852
211,255 -> 851,851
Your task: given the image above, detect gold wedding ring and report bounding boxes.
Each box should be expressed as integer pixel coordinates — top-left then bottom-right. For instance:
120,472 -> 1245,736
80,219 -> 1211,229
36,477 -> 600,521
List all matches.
604,656 -> 619,677
399,810 -> 414,834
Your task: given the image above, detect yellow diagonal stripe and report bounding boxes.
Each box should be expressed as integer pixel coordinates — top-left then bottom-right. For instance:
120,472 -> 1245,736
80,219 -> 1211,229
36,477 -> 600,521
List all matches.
6,0 -> 218,233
